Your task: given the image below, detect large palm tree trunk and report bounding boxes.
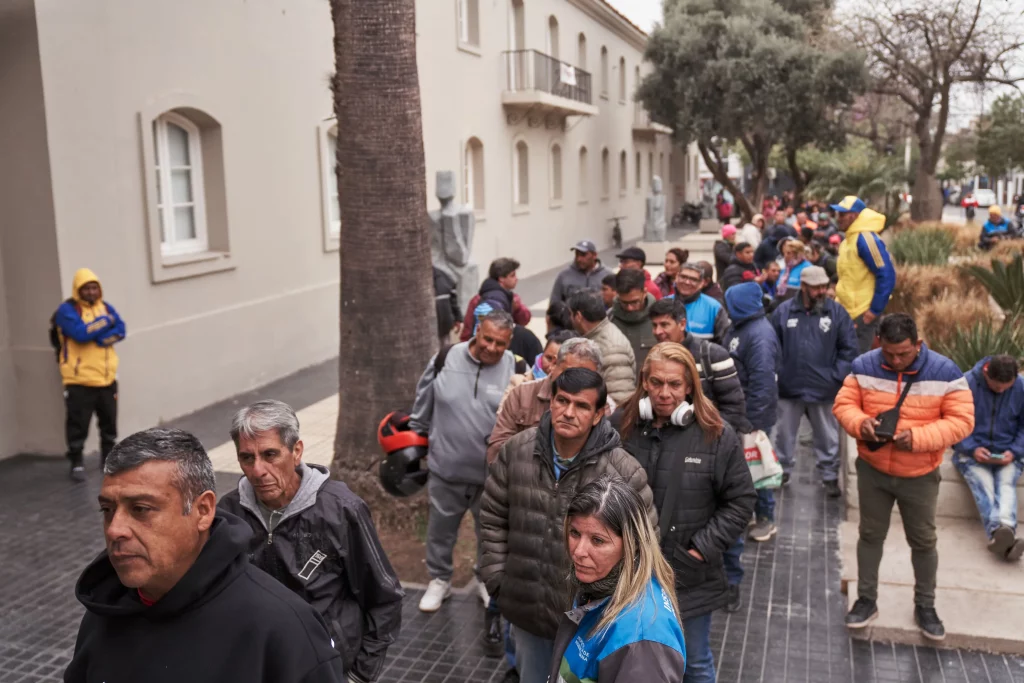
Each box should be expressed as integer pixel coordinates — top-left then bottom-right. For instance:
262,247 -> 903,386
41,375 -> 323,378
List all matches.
330,0 -> 436,526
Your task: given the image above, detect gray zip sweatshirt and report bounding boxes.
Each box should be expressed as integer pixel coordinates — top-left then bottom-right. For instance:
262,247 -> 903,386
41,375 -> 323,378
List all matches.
549,261 -> 613,303
409,341 -> 515,485
238,462 -> 330,539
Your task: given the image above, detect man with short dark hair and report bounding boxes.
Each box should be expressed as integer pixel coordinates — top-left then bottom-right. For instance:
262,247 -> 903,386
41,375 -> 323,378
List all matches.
480,368 -> 655,683
65,428 -> 345,683
410,309 -> 517,613
461,257 -> 531,341
649,297 -> 749,433
673,263 -> 730,344
720,242 -> 761,292
219,401 -> 404,681
953,354 -> 1024,561
615,246 -> 662,300
834,314 -> 974,641
808,240 -> 837,282
609,269 -> 658,369
600,273 -> 617,310
550,240 -> 613,303
772,266 -> 858,496
568,290 -> 636,404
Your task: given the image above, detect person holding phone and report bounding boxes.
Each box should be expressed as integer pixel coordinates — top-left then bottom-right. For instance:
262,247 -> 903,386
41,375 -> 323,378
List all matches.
833,314 -> 974,643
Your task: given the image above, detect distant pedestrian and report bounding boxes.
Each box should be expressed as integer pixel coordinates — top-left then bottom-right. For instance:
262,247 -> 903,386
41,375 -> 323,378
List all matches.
696,261 -> 726,306
654,247 -> 689,298
545,301 -> 574,339
616,246 -> 663,301
601,273 -> 617,311
608,269 -> 658,369
52,268 -> 126,482
64,428 -> 344,683
569,290 -> 637,405
720,243 -> 761,293
550,240 -> 614,303
714,225 -> 736,283
461,258 -> 531,341
672,263 -> 730,344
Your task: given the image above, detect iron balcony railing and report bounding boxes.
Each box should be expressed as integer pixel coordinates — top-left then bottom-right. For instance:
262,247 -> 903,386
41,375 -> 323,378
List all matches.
503,50 -> 593,106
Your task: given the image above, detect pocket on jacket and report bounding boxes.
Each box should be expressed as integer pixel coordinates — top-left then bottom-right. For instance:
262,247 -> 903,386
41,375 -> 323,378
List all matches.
671,544 -> 707,589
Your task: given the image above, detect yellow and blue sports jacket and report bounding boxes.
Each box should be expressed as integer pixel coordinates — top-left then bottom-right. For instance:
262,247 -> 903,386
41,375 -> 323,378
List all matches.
835,209 -> 895,320
548,576 -> 686,683
54,268 -> 126,387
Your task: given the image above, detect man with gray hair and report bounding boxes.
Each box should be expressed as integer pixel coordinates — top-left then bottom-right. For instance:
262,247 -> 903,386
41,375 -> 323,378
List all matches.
65,428 -> 345,683
410,308 -> 517,613
218,400 -> 403,683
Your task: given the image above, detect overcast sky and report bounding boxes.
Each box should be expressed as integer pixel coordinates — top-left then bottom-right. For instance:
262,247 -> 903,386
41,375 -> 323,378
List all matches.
607,0 -> 662,31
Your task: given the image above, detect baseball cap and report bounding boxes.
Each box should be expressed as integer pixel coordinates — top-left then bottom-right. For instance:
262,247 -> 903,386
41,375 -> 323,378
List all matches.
800,265 -> 830,287
830,196 -> 867,213
721,224 -> 737,238
615,246 -> 647,263
571,240 -> 598,254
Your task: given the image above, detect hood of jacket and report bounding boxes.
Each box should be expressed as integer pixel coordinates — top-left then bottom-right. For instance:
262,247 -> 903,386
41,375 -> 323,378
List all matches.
236,463 -> 331,532
609,293 -> 655,325
536,411 -> 622,465
725,282 -> 764,324
845,208 -> 886,237
478,278 -> 514,312
76,512 -> 253,620
72,268 -> 103,303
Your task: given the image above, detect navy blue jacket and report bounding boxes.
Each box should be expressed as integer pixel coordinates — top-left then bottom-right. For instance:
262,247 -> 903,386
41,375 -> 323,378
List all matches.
771,297 -> 858,403
724,283 -> 781,432
954,358 -> 1024,459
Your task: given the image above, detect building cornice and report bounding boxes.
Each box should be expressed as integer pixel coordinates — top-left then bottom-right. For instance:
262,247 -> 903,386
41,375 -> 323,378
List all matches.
567,0 -> 649,53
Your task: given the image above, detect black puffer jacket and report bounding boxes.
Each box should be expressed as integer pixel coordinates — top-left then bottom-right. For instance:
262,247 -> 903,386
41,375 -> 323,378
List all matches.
479,414 -> 656,640
618,415 -> 756,620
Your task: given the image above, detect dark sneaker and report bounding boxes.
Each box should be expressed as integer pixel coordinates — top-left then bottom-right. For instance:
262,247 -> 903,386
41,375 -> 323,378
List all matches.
781,472 -> 791,486
1007,538 -> 1024,562
989,526 -> 1015,557
749,519 -> 777,542
845,598 -> 878,629
915,606 -> 945,641
484,610 -> 502,658
824,480 -> 842,498
69,456 -> 86,483
726,584 -> 741,613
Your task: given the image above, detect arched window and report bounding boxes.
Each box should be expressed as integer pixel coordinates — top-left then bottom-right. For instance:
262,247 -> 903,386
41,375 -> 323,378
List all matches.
153,112 -> 206,255
600,47 -> 609,98
579,146 -> 589,201
577,33 -> 587,70
547,15 -> 560,59
464,137 -> 485,210
550,143 -> 563,203
457,0 -> 480,47
635,151 -> 642,190
513,140 -> 529,206
618,57 -> 626,102
619,150 -> 628,194
601,147 -> 610,198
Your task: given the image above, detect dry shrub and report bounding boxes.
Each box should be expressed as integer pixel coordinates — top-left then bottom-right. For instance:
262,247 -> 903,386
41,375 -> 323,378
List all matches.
888,264 -> 987,315
898,221 -> 977,255
915,293 -> 998,347
989,240 -> 1024,259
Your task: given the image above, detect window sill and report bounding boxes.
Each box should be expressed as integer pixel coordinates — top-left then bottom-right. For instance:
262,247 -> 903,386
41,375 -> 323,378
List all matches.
550,199 -> 564,209
601,195 -> 610,202
512,205 -> 530,216
619,99 -> 627,106
474,210 -> 487,223
457,42 -> 482,57
323,233 -> 340,253
153,249 -> 235,283
600,93 -> 609,100
578,199 -> 589,205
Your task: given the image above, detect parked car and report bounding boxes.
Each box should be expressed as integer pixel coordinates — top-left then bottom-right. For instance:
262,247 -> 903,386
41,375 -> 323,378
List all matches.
974,189 -> 997,208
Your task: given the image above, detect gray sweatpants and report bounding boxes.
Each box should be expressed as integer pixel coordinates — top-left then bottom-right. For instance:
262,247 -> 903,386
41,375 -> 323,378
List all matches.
425,474 -> 483,582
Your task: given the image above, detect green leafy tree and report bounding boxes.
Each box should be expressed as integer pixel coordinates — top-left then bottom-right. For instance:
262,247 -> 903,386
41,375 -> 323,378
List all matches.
639,0 -> 864,221
803,141 -> 906,224
976,94 -> 1024,179
940,127 -> 977,182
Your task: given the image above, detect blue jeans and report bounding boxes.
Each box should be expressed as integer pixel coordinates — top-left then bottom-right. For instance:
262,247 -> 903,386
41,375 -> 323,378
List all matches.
682,613 -> 715,683
774,399 -> 840,481
755,488 -> 775,522
512,625 -> 554,683
953,453 -> 1023,537
723,534 -> 744,586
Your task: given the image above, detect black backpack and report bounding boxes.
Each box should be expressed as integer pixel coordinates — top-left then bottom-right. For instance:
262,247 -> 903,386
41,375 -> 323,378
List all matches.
48,298 -> 75,363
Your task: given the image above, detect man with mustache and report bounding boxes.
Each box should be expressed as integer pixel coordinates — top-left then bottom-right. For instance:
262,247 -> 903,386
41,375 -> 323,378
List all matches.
771,266 -> 858,496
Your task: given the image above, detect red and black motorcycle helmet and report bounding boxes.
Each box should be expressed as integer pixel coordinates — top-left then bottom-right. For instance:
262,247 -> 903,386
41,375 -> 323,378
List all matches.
377,411 -> 429,497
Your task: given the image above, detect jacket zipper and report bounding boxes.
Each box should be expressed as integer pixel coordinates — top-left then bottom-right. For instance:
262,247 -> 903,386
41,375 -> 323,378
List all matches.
474,363 -> 482,398
989,392 -> 999,446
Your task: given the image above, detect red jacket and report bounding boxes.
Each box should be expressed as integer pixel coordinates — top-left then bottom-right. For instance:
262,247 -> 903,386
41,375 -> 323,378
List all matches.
459,292 -> 532,341
642,269 -> 663,301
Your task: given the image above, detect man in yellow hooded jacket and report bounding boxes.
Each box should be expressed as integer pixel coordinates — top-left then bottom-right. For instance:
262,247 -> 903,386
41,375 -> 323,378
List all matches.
831,196 -> 896,353
52,268 -> 126,481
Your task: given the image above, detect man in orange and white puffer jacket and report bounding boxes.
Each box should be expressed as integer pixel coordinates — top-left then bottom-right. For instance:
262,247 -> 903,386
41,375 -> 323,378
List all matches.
833,313 -> 974,644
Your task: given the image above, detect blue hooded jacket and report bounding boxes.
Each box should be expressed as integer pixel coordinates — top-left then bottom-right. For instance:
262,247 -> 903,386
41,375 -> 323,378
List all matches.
954,357 -> 1024,459
724,283 -> 781,432
771,296 -> 858,403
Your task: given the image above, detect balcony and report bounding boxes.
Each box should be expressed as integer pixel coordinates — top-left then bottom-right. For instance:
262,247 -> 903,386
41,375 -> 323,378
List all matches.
633,103 -> 673,137
502,50 -> 598,122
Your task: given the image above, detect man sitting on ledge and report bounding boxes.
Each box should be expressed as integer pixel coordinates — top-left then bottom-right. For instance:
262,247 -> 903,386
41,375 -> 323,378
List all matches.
953,354 -> 1024,562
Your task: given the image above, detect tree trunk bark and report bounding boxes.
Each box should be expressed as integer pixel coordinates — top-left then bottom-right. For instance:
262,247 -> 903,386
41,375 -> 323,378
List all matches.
330,0 -> 435,528
911,166 -> 944,222
787,147 -> 806,207
697,141 -> 756,223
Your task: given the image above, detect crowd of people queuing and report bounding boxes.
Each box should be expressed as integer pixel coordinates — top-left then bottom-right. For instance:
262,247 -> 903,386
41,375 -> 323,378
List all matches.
52,191 -> 1024,683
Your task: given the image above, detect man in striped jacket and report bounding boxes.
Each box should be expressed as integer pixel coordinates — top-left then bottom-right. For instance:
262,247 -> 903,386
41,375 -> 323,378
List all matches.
834,314 -> 974,642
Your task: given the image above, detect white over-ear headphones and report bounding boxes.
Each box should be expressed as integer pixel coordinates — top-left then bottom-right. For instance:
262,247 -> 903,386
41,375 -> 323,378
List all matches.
638,396 -> 695,427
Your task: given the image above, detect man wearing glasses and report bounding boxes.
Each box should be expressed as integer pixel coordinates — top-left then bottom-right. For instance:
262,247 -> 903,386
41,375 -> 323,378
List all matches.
672,263 -> 731,345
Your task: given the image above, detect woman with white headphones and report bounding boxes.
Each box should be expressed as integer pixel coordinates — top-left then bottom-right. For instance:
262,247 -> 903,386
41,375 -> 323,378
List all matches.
615,342 -> 756,683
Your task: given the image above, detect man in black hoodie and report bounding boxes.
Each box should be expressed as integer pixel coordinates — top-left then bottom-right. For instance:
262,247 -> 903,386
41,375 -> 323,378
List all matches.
66,428 -> 344,683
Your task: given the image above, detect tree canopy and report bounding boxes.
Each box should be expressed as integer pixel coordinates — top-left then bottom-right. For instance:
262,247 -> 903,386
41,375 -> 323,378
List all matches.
976,93 -> 1024,179
638,0 -> 864,219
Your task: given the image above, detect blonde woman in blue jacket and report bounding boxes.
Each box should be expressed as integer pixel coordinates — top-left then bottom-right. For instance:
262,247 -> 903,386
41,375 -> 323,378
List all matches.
548,475 -> 686,683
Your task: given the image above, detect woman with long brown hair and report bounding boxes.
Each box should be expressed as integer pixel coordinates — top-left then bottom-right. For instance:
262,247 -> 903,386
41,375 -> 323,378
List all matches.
615,342 -> 755,683
654,247 -> 689,298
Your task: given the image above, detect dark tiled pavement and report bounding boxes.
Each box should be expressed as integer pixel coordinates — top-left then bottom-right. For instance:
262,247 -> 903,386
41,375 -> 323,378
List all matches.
3,441 -> 1024,683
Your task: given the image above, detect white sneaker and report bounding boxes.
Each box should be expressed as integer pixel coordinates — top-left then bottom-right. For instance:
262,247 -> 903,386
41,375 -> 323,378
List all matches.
476,579 -> 490,607
418,579 -> 451,612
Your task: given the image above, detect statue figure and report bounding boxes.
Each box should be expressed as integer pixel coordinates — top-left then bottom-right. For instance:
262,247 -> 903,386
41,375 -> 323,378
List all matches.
428,171 -> 479,312
644,175 -> 668,242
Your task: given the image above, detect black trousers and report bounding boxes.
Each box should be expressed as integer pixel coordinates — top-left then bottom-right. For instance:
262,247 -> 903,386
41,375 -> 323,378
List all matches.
65,382 -> 118,463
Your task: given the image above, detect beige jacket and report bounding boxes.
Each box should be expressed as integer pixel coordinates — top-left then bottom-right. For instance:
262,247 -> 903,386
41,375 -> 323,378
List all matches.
585,318 -> 637,404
